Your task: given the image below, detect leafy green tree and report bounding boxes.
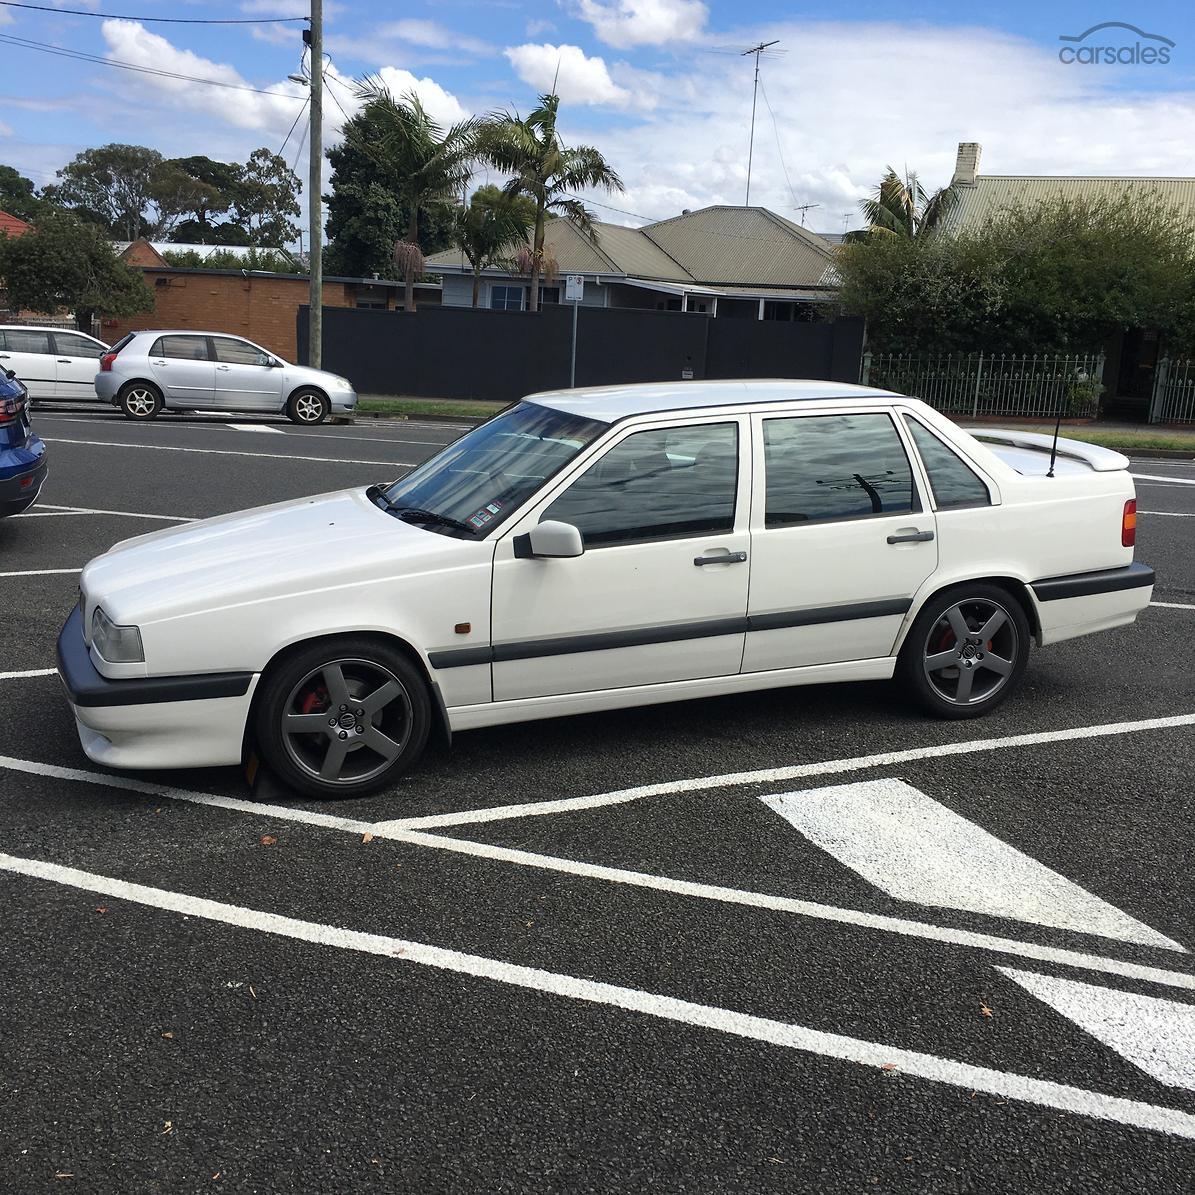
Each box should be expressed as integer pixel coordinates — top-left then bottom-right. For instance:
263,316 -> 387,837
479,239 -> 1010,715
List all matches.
0,164 -> 42,222
452,185 -> 535,307
476,93 -> 623,311
234,149 -> 300,248
846,167 -> 958,241
0,209 -> 152,325
160,246 -> 297,272
164,154 -> 240,236
43,144 -> 172,240
341,79 -> 477,312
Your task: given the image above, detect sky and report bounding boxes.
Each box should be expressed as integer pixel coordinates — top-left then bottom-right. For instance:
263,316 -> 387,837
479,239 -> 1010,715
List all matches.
1,0 -> 1194,239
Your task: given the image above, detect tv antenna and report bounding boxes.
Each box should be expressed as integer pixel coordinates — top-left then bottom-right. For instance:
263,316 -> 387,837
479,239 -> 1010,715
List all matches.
742,39 -> 780,205
793,202 -> 821,227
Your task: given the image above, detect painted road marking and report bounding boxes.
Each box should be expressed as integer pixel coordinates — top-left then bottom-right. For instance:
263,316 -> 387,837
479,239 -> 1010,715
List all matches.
33,503 -> 196,523
375,713 -> 1195,832
2,752 -> 1193,994
40,436 -> 417,468
0,668 -> 56,680
1140,510 -> 1195,517
0,568 -> 81,578
761,779 -> 1183,951
3,850 -> 1195,1140
227,423 -> 285,434
12,511 -> 96,518
999,968 -> 1195,1091
1153,602 -> 1195,611
1133,473 -> 1195,486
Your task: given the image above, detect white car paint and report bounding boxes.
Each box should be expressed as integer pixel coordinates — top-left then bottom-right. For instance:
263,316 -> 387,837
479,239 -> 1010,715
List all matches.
0,325 -> 108,401
62,381 -> 1152,773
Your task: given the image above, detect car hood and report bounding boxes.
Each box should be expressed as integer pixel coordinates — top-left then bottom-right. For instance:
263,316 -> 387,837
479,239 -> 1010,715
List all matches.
82,487 -> 469,625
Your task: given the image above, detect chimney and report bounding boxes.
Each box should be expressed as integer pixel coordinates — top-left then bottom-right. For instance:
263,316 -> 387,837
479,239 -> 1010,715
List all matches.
952,142 -> 981,186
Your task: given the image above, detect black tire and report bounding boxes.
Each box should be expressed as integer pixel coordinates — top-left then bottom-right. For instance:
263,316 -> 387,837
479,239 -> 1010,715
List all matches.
896,582 -> 1030,719
287,389 -> 330,425
254,637 -> 432,798
118,381 -> 163,420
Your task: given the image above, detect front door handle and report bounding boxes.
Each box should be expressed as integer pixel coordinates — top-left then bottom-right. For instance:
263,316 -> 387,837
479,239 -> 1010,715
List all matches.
887,530 -> 935,545
694,551 -> 748,566
57,358 -> 71,363
216,365 -> 231,371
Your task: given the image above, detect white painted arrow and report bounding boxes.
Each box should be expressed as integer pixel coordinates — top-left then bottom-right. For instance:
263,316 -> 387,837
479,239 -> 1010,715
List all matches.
760,779 -> 1185,952
999,968 -> 1195,1090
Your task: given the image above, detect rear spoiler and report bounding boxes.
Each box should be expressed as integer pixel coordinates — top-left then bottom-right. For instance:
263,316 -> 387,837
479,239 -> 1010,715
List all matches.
970,429 -> 1129,472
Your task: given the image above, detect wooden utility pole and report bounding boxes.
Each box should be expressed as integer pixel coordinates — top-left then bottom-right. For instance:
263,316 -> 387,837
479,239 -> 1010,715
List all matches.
307,0 -> 323,367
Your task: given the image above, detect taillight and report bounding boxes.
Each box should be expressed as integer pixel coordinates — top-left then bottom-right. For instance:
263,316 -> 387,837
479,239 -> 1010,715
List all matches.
0,394 -> 27,426
1122,499 -> 1137,548
100,352 -> 117,372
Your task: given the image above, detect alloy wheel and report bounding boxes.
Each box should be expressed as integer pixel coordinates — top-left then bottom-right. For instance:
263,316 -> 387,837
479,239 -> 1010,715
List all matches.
125,388 -> 158,417
921,598 -> 1019,706
294,393 -> 325,423
281,658 -> 413,785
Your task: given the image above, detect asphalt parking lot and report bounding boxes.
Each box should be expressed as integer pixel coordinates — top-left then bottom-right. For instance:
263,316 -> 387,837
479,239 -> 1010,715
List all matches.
2,407 -> 1194,1193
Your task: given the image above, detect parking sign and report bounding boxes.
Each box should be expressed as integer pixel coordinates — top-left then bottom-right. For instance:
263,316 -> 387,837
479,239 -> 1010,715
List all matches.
565,274 -> 584,302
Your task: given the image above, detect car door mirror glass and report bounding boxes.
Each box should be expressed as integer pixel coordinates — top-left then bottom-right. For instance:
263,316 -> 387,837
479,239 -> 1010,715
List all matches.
521,520 -> 585,559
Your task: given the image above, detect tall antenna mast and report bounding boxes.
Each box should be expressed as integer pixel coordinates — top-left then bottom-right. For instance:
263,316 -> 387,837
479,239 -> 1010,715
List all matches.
743,39 -> 779,206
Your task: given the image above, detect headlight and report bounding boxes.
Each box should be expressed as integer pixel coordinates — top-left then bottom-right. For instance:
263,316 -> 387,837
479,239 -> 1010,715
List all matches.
91,606 -> 144,663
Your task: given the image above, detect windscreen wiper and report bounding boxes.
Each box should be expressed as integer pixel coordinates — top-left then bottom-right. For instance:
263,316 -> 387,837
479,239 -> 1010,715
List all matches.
366,486 -> 475,535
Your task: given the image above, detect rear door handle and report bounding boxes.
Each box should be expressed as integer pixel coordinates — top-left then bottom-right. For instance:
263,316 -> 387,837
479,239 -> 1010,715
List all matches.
216,365 -> 231,371
694,551 -> 748,566
887,530 -> 935,545
57,358 -> 71,363
153,359 -> 167,366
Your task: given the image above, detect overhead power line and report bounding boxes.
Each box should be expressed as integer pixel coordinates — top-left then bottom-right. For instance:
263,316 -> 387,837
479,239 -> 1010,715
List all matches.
0,31 -> 305,98
565,193 -> 661,224
0,1 -> 306,22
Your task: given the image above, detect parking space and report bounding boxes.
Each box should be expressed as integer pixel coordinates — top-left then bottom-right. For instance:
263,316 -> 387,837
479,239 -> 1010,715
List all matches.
2,415 -> 1194,1191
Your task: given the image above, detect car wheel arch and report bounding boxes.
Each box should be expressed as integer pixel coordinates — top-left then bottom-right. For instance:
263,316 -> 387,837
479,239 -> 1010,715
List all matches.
287,384 -> 329,403
896,575 -> 1041,655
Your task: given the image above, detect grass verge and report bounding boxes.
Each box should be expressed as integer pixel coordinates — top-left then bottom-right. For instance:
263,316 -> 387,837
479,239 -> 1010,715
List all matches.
358,395 -> 506,419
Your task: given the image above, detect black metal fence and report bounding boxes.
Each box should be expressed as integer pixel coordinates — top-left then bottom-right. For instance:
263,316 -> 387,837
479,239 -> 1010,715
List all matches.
298,305 -> 864,402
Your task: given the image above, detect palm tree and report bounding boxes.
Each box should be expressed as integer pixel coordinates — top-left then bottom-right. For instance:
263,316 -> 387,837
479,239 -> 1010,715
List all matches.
850,167 -> 958,240
452,185 -> 535,307
476,92 -> 623,312
350,77 -> 478,312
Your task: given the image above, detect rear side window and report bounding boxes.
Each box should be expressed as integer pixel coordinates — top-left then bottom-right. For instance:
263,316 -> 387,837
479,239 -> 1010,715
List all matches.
3,329 -> 52,354
54,332 -> 104,359
762,413 -> 916,527
152,335 -> 211,361
906,419 -> 991,509
543,422 -> 739,548
108,334 -> 135,355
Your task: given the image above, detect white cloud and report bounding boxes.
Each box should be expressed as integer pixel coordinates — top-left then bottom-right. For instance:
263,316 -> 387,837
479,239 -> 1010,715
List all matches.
370,67 -> 471,126
526,19 -> 556,37
0,119 -> 12,137
573,0 -> 707,50
377,19 -> 492,56
504,43 -> 633,107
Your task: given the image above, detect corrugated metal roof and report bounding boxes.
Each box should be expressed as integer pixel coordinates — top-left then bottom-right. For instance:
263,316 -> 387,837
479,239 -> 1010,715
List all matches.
642,206 -> 835,286
946,175 -> 1195,232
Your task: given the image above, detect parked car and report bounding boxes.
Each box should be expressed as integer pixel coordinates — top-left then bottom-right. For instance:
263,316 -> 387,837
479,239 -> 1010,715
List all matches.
58,380 -> 1152,798
94,331 -> 357,424
0,324 -> 108,401
0,370 -> 46,517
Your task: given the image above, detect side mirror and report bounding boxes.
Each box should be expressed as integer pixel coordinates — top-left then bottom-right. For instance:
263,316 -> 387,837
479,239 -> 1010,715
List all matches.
514,520 -> 585,559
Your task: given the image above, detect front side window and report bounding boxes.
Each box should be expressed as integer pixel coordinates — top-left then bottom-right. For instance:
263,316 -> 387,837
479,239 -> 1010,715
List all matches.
763,413 -> 916,527
906,419 -> 992,509
213,336 -> 271,366
543,422 -> 738,548
490,285 -> 523,311
152,335 -> 211,361
4,329 -> 51,354
53,332 -> 104,359
378,402 -> 607,536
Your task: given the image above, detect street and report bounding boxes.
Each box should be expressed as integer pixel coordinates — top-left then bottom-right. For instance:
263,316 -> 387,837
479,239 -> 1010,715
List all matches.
2,408 -> 1194,1192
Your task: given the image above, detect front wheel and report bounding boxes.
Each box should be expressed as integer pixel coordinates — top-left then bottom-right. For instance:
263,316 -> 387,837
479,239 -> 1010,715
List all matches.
254,638 -> 432,798
118,383 -> 163,420
287,389 -> 330,425
896,584 -> 1030,719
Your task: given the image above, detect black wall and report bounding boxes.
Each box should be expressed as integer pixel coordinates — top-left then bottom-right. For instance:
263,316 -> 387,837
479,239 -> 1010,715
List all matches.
299,305 -> 864,402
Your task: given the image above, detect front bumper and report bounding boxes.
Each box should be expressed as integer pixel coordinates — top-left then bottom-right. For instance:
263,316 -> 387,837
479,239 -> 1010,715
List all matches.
0,453 -> 47,517
331,388 -> 358,414
57,606 -> 258,768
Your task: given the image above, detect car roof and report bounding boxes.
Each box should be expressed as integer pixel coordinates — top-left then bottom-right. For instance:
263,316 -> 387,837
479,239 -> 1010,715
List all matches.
127,330 -> 249,338
526,379 -> 904,423
0,324 -> 104,338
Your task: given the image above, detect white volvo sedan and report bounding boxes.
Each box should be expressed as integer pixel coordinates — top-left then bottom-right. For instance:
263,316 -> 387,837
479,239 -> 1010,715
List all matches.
58,381 -> 1153,798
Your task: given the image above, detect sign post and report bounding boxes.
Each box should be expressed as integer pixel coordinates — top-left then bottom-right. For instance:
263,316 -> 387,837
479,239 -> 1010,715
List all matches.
565,274 -> 584,387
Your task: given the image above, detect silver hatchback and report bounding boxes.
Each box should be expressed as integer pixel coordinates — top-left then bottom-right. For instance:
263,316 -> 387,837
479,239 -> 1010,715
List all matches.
94,330 -> 358,424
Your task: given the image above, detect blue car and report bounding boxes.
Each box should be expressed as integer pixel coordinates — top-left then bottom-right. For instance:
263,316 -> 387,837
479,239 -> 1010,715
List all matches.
0,370 -> 46,517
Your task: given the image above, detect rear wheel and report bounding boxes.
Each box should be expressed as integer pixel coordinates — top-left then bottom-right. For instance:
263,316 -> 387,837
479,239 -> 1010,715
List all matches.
254,638 -> 431,798
118,382 -> 163,420
897,583 -> 1030,719
287,389 -> 329,425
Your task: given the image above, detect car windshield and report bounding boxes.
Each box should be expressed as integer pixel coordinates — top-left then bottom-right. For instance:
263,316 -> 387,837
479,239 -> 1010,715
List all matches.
376,401 -> 608,536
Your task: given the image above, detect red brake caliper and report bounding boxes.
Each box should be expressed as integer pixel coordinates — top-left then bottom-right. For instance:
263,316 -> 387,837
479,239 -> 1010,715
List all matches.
298,684 -> 329,715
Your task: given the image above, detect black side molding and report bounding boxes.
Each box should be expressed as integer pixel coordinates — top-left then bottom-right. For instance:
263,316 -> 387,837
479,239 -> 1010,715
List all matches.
1031,562 -> 1155,602
57,606 -> 254,708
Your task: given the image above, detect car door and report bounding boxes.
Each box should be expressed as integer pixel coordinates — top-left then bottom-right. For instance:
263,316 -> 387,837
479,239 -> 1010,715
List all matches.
0,328 -> 55,399
743,408 -> 938,672
51,331 -> 106,400
148,334 -> 217,406
490,416 -> 751,702
211,336 -> 286,412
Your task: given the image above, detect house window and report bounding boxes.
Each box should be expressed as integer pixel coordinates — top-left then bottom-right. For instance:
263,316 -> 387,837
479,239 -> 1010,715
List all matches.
355,285 -> 388,310
491,285 -> 523,311
534,286 -> 561,306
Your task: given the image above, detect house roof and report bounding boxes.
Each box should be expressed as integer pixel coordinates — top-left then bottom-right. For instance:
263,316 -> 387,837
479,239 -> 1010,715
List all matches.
425,205 -> 838,291
945,175 -> 1195,232
0,210 -> 32,238
113,240 -> 294,260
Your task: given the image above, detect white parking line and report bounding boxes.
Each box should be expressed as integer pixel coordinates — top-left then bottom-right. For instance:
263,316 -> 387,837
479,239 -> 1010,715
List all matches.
378,713 -> 1195,832
40,436 -> 416,468
1140,511 -> 1195,517
3,850 -> 1195,1139
34,503 -> 196,523
1152,602 -> 1195,611
2,751 -> 1193,994
0,668 -> 56,680
227,423 -> 285,434
0,568 -> 81,578
1133,473 -> 1195,486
